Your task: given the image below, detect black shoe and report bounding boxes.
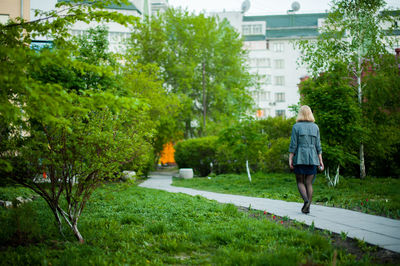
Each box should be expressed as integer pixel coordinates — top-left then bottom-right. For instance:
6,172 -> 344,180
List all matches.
301,201 -> 309,213
302,201 -> 311,214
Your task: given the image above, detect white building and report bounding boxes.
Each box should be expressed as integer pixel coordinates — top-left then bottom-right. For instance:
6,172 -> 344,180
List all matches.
30,0 -> 163,52
213,10 -> 328,118
215,9 -> 400,118
151,0 -> 169,16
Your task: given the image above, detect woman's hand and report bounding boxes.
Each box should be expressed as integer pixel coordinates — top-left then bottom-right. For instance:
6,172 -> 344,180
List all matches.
318,154 -> 324,171
289,153 -> 294,170
319,162 -> 324,171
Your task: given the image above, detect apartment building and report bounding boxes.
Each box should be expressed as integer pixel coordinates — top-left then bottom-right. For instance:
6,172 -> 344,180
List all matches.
151,0 -> 169,16
215,11 -> 327,118
243,13 -> 328,118
27,0 -> 159,52
0,0 -> 30,23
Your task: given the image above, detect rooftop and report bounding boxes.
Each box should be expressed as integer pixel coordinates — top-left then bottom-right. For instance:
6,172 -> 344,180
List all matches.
57,0 -> 140,13
243,12 -> 328,40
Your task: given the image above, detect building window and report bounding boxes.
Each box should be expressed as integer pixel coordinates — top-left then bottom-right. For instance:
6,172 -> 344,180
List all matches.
275,92 -> 285,102
264,75 -> 271,85
251,91 -> 259,102
252,58 -> 270,67
252,24 -> 262,34
265,58 -> 271,67
259,91 -> 270,101
0,15 -> 9,24
242,25 -> 251,35
242,24 -> 263,35
274,59 -> 285,69
276,110 -> 285,117
273,42 -> 284,52
274,76 -> 285,86
256,58 -> 266,66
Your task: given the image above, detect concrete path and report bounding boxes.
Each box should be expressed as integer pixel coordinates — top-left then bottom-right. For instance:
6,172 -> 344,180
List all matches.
139,174 -> 400,253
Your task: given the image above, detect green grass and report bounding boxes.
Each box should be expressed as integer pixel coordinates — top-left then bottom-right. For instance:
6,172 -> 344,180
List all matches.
0,183 -> 370,265
172,173 -> 400,219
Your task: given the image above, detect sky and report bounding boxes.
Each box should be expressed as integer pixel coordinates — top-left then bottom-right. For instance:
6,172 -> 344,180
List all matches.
167,0 -> 400,15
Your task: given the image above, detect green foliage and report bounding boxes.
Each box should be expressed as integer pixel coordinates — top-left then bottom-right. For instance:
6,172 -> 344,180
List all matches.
173,173 -> 400,219
299,66 -> 360,174
296,0 -> 397,178
174,136 -> 218,176
216,118 -> 268,173
121,57 -> 182,167
216,117 -> 294,174
174,117 -> 295,175
297,0 -> 394,77
0,184 -> 366,264
258,137 -> 291,173
0,0 -> 165,241
128,8 -> 255,137
362,55 -> 400,177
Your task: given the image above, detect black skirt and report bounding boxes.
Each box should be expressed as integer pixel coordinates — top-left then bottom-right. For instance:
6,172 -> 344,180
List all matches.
294,164 -> 317,175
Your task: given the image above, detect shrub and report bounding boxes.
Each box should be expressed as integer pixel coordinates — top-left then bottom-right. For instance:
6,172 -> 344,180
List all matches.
216,117 -> 294,174
216,119 -> 268,174
256,117 -> 295,140
174,136 -> 218,177
258,137 -> 291,173
175,117 -> 296,175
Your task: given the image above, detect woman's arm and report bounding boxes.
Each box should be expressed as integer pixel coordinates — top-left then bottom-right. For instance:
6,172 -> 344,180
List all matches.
318,153 -> 324,171
289,152 -> 294,170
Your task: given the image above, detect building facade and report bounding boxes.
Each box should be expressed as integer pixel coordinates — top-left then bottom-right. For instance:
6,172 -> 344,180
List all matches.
0,0 -> 30,23
27,0 -> 162,52
243,13 -> 328,118
151,0 -> 169,16
215,11 -> 327,118
215,10 -> 400,118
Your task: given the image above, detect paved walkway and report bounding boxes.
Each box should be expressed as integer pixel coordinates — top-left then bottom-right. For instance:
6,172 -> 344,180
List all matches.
139,174 -> 400,253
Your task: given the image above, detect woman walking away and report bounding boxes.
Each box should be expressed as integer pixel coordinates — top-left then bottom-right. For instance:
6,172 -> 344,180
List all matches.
289,105 -> 324,214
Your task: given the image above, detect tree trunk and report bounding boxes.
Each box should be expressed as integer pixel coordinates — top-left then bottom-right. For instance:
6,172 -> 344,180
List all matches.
57,206 -> 84,243
202,61 -> 206,136
360,143 -> 366,179
357,58 -> 366,179
53,208 -> 65,237
72,222 -> 84,243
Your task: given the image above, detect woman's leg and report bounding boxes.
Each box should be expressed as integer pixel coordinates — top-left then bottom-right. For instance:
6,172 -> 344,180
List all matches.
305,174 -> 314,203
296,174 -> 308,203
302,174 -> 315,213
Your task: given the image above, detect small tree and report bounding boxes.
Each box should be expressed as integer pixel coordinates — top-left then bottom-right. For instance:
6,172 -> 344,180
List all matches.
0,0 -> 157,242
128,8 -> 255,137
299,65 -> 361,178
297,0 -> 396,178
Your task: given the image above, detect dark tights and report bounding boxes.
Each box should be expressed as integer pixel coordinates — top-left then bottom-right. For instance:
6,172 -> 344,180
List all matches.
296,174 -> 314,203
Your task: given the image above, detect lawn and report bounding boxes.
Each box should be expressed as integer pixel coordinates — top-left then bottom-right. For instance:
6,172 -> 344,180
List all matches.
172,172 -> 400,219
0,182 -> 381,265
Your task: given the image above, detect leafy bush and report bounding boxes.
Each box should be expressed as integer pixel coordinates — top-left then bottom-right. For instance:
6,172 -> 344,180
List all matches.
174,117 -> 296,175
175,117 -> 295,175
299,67 -> 361,176
216,119 -> 267,174
174,136 -> 218,176
258,137 -> 291,173
216,117 -> 294,174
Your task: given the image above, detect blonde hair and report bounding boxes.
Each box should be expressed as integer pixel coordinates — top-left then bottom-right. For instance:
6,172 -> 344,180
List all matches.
296,105 -> 315,122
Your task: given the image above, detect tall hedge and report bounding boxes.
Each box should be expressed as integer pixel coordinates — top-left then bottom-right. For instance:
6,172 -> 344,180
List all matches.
174,136 -> 218,177
174,117 -> 295,175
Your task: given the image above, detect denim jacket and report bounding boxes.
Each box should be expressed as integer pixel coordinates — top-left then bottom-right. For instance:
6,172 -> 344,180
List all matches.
289,122 -> 322,166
